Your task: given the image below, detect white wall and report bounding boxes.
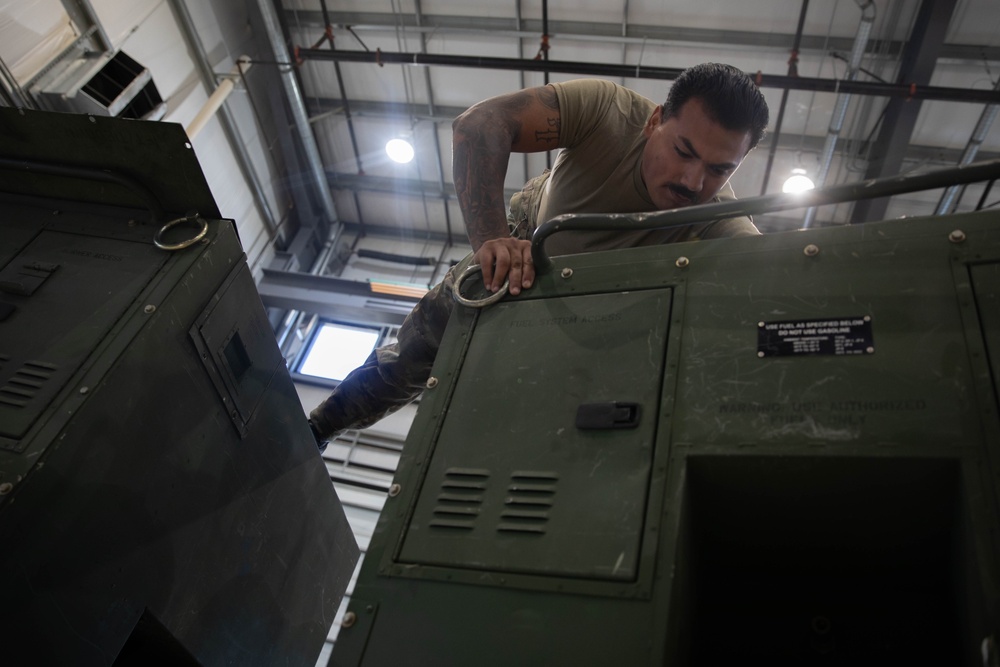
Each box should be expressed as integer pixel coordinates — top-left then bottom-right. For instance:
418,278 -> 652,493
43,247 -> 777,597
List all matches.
0,0 -> 279,279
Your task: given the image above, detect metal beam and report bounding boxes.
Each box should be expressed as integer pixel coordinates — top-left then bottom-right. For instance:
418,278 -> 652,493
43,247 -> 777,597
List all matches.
307,97 -> 465,124
306,95 -> 998,164
295,48 -> 1000,104
283,10 -> 1000,63
329,171 -> 519,203
850,0 -> 958,223
258,268 -> 419,326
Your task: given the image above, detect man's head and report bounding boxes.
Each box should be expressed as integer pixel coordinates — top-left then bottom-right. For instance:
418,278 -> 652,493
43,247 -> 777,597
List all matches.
664,63 -> 769,151
640,63 -> 770,211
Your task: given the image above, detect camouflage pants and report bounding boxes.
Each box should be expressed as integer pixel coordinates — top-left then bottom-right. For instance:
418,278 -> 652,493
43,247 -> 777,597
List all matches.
308,171 -> 548,439
308,256 -> 467,438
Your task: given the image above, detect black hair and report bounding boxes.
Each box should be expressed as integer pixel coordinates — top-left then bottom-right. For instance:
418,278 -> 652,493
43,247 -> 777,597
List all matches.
664,63 -> 769,151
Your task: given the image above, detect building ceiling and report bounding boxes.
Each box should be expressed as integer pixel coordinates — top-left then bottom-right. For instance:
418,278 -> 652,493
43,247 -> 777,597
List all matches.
259,0 -> 1000,253
3,0 -> 1000,281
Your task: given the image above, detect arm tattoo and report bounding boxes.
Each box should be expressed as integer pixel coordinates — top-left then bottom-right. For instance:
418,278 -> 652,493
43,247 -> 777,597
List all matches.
453,86 -> 561,251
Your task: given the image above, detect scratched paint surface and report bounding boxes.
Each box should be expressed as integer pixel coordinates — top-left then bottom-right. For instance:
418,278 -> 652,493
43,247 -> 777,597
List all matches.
399,288 -> 673,580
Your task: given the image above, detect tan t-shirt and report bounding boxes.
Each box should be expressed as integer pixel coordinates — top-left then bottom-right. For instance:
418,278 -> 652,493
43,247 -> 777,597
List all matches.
509,78 -> 758,257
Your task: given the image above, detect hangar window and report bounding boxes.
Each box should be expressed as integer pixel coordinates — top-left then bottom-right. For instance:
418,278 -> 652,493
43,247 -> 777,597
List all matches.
296,321 -> 383,382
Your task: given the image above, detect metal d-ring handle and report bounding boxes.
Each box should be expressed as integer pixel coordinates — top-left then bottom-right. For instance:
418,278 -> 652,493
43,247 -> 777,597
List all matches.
154,212 -> 208,251
452,263 -> 509,308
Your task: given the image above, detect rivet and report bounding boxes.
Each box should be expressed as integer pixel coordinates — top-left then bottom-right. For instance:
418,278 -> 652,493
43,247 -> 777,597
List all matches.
79,386 -> 89,394
388,483 -> 401,497
426,376 -> 438,389
866,347 -> 875,354
88,116 -> 96,123
804,244 -> 820,257
144,305 -> 156,314
757,351 -> 765,358
0,482 -> 13,495
675,256 -> 690,268
342,611 -> 357,628
949,229 -> 966,243
127,219 -> 136,227
560,267 -> 573,279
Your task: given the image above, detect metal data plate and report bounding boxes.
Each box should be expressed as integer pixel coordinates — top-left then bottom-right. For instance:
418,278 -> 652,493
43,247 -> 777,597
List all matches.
399,288 -> 672,581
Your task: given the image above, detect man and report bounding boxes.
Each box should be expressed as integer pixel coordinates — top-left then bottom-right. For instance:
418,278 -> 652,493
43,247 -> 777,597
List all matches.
308,62 -> 769,443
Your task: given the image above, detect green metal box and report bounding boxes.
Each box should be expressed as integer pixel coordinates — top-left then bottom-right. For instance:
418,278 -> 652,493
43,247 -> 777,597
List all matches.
0,108 -> 358,666
333,212 -> 1000,665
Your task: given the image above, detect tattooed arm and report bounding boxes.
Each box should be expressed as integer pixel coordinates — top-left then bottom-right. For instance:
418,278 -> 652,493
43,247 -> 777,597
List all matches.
452,85 -> 561,294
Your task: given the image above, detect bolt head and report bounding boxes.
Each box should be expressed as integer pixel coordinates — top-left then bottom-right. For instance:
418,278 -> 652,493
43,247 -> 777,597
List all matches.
425,376 -> 439,389
144,305 -> 156,314
949,229 -> 966,243
804,244 -> 820,257
560,267 -> 574,279
0,482 -> 13,495
675,256 -> 690,268
342,611 -> 357,628
388,483 -> 401,497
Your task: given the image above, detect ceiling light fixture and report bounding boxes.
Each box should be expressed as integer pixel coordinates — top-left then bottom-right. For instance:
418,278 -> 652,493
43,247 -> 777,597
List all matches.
385,138 -> 414,164
782,168 -> 815,194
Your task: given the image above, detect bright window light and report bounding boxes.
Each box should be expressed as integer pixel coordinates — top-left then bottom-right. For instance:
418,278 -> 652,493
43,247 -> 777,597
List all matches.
782,168 -> 815,194
386,138 -> 414,164
298,322 -> 381,382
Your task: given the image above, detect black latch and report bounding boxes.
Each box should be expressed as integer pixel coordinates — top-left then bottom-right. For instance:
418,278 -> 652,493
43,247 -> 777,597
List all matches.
575,401 -> 641,430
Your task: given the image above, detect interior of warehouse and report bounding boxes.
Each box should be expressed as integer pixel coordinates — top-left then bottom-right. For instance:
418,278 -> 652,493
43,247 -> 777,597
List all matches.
2,1 -> 1000,664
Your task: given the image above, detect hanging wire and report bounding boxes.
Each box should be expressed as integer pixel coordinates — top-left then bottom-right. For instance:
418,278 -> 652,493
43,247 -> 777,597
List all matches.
796,0 -> 840,160
390,0 -> 437,284
844,0 -> 901,174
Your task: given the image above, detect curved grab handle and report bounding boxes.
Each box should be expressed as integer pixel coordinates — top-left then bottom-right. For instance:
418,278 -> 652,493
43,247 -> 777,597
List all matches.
451,263 -> 509,308
529,158 -> 1000,274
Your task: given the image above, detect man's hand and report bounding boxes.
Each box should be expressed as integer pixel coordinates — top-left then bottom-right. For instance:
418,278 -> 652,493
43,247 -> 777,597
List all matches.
474,237 -> 534,295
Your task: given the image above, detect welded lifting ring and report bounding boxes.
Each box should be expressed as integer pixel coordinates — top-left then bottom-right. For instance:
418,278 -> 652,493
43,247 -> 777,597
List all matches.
154,212 -> 208,251
451,263 -> 509,308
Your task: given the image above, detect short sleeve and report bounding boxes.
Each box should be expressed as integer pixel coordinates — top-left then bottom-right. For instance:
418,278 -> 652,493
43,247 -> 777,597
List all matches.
551,79 -> 630,148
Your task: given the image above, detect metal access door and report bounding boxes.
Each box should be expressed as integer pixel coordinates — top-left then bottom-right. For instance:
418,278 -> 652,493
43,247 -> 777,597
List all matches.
399,288 -> 673,581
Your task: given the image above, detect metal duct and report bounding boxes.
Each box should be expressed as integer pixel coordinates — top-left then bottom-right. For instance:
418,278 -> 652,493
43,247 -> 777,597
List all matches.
803,0 -> 875,229
255,0 -> 339,227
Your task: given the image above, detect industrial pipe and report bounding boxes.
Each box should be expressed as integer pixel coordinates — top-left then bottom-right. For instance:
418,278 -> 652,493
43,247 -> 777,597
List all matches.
168,0 -> 278,233
936,77 -> 1000,215
255,0 -> 339,227
186,57 -> 251,140
803,0 -> 875,228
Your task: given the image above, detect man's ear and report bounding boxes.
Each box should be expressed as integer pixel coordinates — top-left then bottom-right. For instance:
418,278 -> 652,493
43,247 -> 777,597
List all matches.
643,105 -> 664,138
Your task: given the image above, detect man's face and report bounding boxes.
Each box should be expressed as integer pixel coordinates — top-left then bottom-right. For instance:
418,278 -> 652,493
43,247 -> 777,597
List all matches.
640,97 -> 753,210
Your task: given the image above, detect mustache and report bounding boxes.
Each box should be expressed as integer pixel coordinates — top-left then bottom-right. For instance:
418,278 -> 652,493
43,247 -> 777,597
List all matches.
667,184 -> 698,203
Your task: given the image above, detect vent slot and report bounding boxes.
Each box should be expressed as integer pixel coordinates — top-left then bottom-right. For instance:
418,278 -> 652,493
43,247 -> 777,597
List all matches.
430,468 -> 490,530
0,361 -> 57,408
499,471 -> 558,534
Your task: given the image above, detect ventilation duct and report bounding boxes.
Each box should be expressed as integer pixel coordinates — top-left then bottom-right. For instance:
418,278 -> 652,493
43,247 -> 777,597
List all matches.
30,50 -> 166,120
